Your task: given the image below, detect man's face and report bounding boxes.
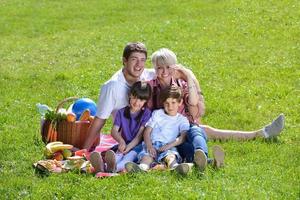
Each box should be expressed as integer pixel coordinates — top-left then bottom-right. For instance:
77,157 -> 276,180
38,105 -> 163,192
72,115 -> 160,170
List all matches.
123,52 -> 146,79
163,97 -> 182,116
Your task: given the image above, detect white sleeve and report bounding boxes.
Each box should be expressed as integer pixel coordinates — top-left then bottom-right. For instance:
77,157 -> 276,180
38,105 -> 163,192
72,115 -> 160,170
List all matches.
96,83 -> 116,119
141,68 -> 156,81
145,110 -> 158,128
179,116 -> 190,133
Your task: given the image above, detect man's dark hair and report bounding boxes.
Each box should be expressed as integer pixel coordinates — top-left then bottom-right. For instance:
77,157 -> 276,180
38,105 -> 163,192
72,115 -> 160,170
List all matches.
123,42 -> 147,60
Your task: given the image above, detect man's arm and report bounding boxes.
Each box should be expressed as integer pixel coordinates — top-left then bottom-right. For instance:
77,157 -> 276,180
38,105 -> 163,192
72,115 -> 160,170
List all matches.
83,117 -> 106,150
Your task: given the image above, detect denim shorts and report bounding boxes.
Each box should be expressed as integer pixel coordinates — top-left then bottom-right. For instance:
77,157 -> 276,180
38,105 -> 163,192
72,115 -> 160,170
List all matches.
138,141 -> 181,163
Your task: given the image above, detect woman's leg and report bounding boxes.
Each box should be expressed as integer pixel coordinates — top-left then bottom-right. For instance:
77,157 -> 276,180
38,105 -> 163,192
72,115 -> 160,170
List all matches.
201,125 -> 261,140
187,125 -> 208,156
200,113 -> 285,140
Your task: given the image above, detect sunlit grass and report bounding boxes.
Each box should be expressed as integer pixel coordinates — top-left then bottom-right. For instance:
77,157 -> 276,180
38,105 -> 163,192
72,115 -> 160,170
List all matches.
0,0 -> 299,199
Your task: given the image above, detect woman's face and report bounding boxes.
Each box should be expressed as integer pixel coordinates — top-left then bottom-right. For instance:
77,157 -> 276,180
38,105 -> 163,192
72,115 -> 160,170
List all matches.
155,64 -> 174,82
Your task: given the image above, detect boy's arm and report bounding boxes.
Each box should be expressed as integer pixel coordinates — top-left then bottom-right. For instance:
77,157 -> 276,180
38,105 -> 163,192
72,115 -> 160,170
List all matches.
111,125 -> 126,153
124,126 -> 145,154
158,132 -> 187,152
143,126 -> 156,157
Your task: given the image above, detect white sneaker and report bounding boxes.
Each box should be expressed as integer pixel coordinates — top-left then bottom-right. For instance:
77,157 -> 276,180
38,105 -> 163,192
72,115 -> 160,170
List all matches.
263,113 -> 285,138
194,149 -> 207,171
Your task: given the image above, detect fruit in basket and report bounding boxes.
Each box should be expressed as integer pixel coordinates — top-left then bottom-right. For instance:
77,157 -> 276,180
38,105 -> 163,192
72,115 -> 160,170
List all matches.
88,116 -> 94,123
53,151 -> 64,161
72,98 -> 97,120
62,149 -> 73,159
66,112 -> 76,122
79,109 -> 91,121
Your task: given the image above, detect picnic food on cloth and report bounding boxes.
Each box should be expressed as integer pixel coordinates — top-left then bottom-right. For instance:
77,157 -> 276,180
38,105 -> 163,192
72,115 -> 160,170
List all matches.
39,97 -> 99,149
33,157 -> 92,174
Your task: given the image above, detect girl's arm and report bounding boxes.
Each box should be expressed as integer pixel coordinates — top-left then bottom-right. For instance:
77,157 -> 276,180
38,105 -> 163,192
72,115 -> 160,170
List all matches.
158,132 -> 187,152
123,126 -> 145,154
143,126 -> 156,157
111,125 -> 126,153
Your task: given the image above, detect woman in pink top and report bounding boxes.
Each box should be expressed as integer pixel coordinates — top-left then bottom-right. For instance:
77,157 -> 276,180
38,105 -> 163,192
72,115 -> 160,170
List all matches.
147,48 -> 285,165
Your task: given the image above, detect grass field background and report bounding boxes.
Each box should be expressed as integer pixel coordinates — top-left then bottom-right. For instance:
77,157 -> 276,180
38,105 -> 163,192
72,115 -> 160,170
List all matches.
0,0 -> 299,199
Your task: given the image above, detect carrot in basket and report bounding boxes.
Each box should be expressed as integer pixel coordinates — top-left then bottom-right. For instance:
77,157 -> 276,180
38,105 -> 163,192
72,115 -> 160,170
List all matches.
52,129 -> 58,142
46,122 -> 54,143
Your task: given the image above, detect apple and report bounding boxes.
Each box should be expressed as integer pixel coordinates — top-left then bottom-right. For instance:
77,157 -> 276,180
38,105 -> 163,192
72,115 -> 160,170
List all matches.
53,151 -> 64,161
62,149 -> 72,159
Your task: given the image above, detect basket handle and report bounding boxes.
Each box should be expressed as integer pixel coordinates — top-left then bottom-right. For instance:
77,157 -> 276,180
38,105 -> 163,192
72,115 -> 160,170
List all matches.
55,97 -> 79,113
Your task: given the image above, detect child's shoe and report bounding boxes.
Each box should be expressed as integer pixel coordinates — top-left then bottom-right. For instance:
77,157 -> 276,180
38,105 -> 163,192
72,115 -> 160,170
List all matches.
105,150 -> 116,173
175,163 -> 193,175
125,162 -> 144,173
90,152 -> 104,173
212,145 -> 225,168
194,149 -> 207,172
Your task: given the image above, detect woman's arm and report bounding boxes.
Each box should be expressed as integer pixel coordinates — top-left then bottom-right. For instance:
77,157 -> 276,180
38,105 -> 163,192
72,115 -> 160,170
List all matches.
173,64 -> 205,117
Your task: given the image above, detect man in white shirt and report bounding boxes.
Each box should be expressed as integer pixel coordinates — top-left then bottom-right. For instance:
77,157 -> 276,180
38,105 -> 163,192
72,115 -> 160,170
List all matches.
83,42 -> 155,150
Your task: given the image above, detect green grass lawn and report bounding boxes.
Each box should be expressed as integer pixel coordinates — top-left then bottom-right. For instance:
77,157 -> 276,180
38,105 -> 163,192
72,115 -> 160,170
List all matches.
0,0 -> 299,199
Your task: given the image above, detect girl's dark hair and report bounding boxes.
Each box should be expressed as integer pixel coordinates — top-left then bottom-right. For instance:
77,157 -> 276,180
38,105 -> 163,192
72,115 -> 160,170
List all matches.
159,85 -> 182,104
124,81 -> 152,122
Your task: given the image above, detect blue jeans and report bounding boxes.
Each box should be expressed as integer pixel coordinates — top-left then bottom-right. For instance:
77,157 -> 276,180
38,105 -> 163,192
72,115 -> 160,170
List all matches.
177,125 -> 208,162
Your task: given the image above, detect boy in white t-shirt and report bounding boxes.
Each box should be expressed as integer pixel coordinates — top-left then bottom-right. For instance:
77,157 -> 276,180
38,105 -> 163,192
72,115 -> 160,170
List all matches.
126,85 -> 199,174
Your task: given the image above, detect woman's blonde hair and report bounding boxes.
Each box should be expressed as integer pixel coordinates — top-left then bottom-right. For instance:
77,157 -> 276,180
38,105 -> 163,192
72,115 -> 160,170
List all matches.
151,48 -> 177,68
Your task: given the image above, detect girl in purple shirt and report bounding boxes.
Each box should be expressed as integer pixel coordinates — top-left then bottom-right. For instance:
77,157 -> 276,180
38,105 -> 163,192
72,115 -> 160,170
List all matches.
90,81 -> 152,173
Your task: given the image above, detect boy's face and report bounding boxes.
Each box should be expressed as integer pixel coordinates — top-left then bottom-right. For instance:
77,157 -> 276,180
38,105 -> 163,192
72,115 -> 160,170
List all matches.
123,52 -> 146,79
163,97 -> 182,116
129,95 -> 147,113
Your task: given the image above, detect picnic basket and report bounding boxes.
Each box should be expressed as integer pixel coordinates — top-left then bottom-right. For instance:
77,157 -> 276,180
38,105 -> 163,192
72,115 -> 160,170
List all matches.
41,97 -> 99,149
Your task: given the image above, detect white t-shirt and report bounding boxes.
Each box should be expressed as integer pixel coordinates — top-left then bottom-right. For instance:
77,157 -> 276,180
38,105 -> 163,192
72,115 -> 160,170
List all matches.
96,68 -> 155,119
145,109 -> 190,144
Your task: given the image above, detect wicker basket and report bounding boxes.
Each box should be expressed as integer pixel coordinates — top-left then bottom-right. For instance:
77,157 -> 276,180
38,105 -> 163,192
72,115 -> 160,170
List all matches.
41,97 -> 99,149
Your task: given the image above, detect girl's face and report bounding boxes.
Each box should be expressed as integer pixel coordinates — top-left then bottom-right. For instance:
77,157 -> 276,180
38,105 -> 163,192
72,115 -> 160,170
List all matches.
129,95 -> 147,113
155,64 -> 174,82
